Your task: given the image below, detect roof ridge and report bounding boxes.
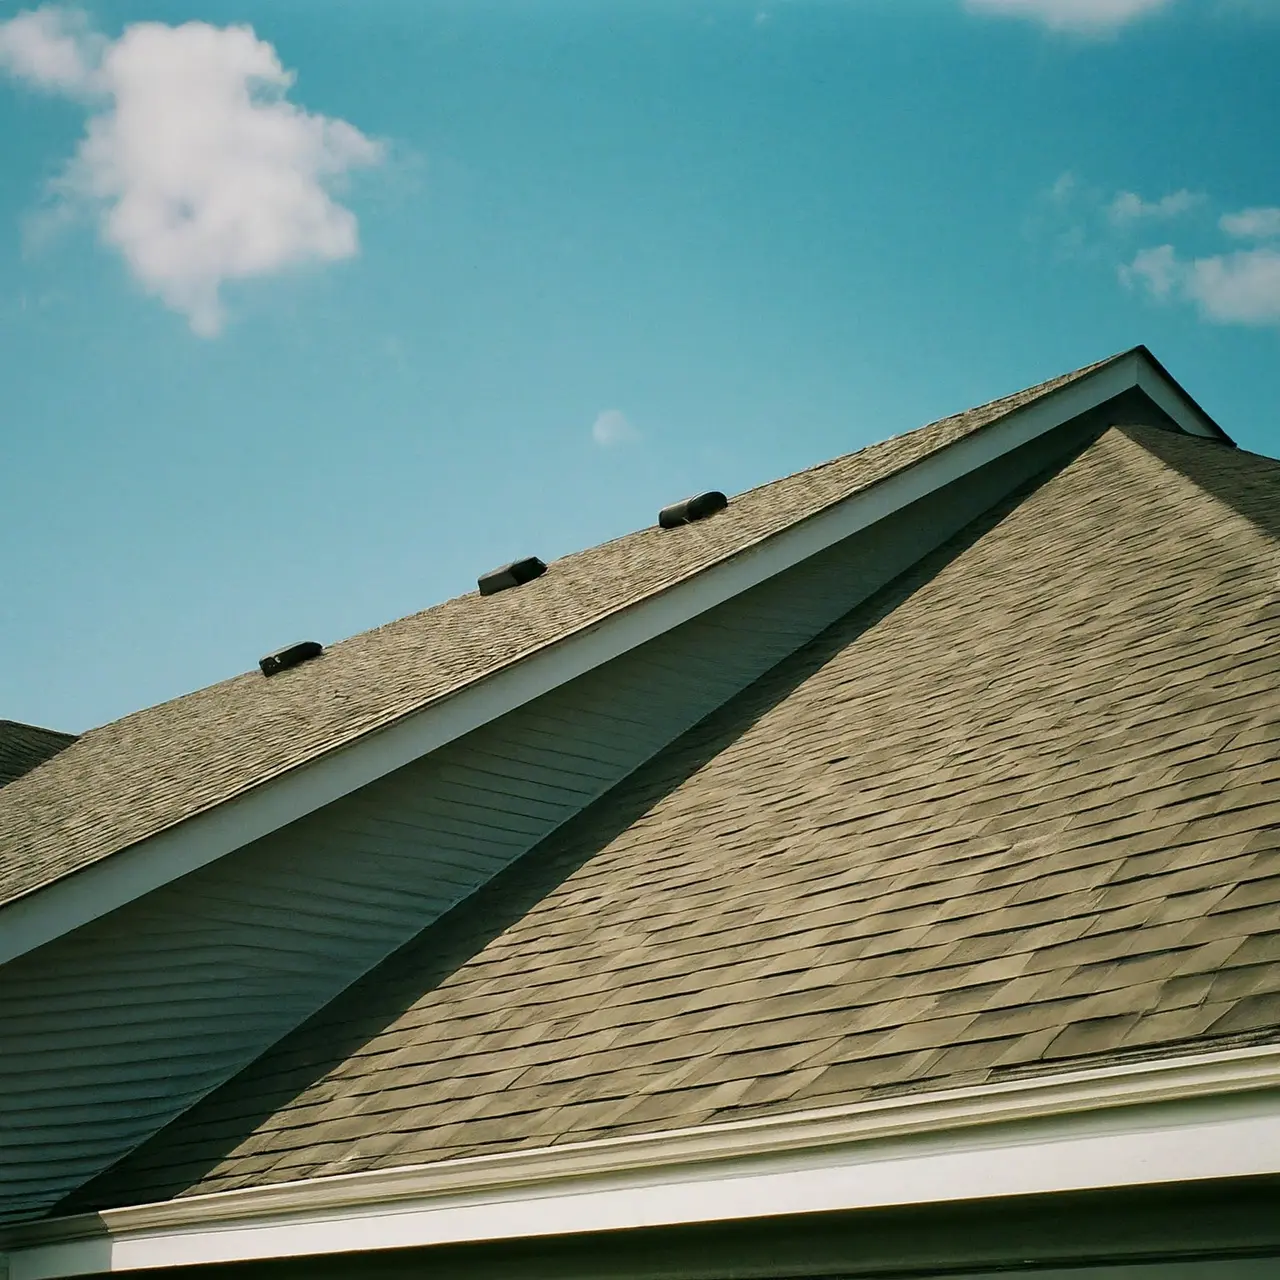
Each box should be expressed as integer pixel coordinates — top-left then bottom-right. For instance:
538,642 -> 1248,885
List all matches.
722,350 -> 1130,506
63,352 -> 1131,731
0,718 -> 76,737
0,348 -> 1149,911
264,350 -> 1136,664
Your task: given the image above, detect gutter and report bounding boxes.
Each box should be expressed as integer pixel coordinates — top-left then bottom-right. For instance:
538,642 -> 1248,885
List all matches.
6,1043 -> 1280,1277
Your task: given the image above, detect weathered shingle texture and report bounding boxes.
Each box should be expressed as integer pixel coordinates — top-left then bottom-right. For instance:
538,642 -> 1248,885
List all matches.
0,356 -> 1118,907
73,424 -> 1280,1212
0,722 -> 76,790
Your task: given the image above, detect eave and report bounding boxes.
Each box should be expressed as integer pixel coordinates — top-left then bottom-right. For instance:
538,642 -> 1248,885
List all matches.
4,1042 -> 1277,1278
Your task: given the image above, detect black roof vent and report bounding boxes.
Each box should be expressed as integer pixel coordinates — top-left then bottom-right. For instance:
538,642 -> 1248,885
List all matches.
478,556 -> 547,596
259,641 -> 322,677
658,490 -> 728,529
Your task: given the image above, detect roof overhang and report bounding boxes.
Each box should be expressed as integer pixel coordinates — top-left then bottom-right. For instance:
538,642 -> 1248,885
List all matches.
4,1042 -> 1277,1278
0,348 -> 1230,967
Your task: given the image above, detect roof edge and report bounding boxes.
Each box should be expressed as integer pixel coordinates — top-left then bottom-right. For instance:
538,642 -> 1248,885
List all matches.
0,721 -> 79,790
0,348 -> 1221,965
1128,345 -> 1235,446
7,1042 -> 1279,1276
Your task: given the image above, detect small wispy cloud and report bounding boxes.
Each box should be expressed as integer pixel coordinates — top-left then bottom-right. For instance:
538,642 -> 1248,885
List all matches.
0,6 -> 383,335
964,0 -> 1175,34
1034,173 -> 1201,262
1119,244 -> 1180,298
1189,249 -> 1280,323
1219,206 -> 1280,240
0,7 -> 101,92
1109,189 -> 1203,223
591,409 -> 638,448
1038,171 -> 1280,326
1049,172 -> 1078,204
1121,196 -> 1280,324
1030,170 -> 1099,261
1123,244 -> 1280,325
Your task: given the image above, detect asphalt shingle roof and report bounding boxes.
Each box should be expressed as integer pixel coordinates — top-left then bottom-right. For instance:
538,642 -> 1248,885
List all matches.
70,422 -> 1280,1212
0,722 -> 76,790
0,353 -> 1121,909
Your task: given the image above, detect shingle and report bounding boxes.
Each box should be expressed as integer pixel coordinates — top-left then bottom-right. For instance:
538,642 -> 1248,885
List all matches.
0,721 -> 76,789
0,354 -> 1127,907
1208,993 -> 1280,1036
65,422 -> 1280,1215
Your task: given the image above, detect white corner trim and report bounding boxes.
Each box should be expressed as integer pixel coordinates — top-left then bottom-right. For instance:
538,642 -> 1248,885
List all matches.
1133,361 -> 1222,441
0,350 -> 1218,967
5,1043 -> 1279,1278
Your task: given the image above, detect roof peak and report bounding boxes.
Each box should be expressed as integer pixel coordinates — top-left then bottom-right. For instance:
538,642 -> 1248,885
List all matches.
0,346 -> 1233,947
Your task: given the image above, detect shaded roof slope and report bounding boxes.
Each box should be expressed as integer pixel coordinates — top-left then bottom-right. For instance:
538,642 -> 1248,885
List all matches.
0,354 -> 1122,908
73,424 -> 1280,1211
0,722 -> 76,790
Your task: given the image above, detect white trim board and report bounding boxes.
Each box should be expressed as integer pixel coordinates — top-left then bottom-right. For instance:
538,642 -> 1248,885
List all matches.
0,349 -> 1226,967
5,1043 -> 1278,1278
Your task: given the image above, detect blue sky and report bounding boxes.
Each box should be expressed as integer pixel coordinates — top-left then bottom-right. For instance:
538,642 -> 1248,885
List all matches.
1,0 -> 1278,732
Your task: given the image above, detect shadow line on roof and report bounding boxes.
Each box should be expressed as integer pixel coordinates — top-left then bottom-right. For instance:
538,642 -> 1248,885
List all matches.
1126,427 -> 1280,547
61,439 -> 1099,1216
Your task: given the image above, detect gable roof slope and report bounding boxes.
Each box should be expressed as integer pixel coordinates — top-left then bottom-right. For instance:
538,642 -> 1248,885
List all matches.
0,348 -> 1228,924
67,422 -> 1280,1214
0,722 -> 77,789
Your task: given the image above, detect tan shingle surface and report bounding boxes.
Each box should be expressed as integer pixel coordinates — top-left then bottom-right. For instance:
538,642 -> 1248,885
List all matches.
74,424 -> 1280,1211
0,722 -> 75,790
0,356 -> 1117,907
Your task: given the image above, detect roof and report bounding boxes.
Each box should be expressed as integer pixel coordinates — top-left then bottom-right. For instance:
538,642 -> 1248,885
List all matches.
69,422 -> 1280,1212
0,352 -> 1130,910
0,721 -> 76,789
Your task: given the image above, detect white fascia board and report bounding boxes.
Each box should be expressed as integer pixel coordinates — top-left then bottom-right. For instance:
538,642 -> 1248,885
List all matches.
0,351 -> 1211,966
1134,359 -> 1224,441
6,1043 -> 1280,1278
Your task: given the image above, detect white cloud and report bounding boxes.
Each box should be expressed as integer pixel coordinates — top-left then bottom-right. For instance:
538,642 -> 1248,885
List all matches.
1187,248 -> 1280,323
1035,172 -> 1132,262
1108,189 -> 1202,223
1122,243 -> 1280,325
966,0 -> 1175,32
1120,243 -> 1179,298
1032,171 -> 1091,259
0,6 -> 99,92
591,409 -> 638,448
1220,206 -> 1280,240
1037,177 -> 1203,260
0,7 -> 382,335
1041,169 -> 1280,325
1049,171 -> 1078,204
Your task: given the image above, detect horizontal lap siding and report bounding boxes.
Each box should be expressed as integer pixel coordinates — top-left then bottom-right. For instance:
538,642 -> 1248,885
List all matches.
0,422 -> 1091,1222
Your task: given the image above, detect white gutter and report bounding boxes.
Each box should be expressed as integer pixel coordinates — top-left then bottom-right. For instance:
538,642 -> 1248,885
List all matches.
6,1043 -> 1279,1278
0,349 -> 1224,968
